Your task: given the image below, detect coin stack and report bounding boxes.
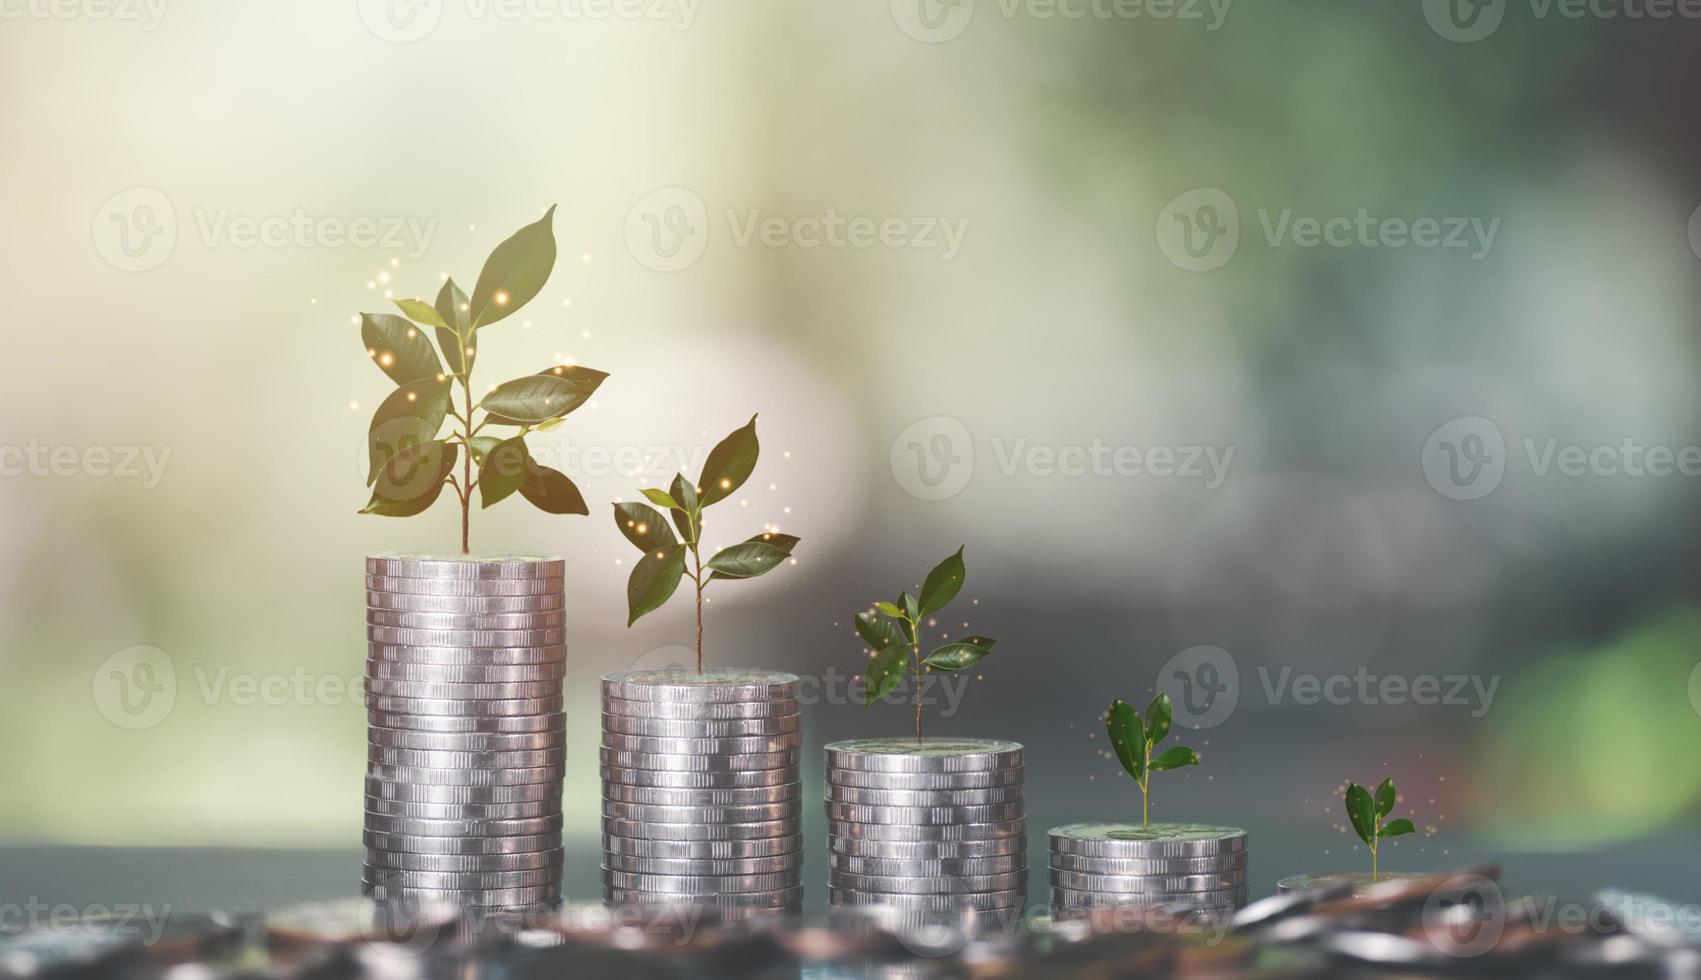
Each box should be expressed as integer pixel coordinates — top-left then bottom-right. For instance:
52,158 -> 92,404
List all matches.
1048,823 -> 1247,919
362,554 -> 567,911
825,739 -> 1027,915
600,669 -> 803,914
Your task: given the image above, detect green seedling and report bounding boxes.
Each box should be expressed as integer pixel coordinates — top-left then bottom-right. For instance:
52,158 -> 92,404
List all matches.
1345,777 -> 1416,881
1105,693 -> 1200,828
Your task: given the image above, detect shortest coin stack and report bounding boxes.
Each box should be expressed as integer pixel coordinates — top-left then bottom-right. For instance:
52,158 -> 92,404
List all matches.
601,669 -> 803,915
363,554 -> 567,911
1048,823 -> 1248,920
826,739 -> 1027,916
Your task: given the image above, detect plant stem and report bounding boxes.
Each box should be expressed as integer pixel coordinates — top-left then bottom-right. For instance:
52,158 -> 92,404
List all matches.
460,380 -> 473,555
1371,840 -> 1379,882
692,545 -> 704,673
908,616 -> 922,745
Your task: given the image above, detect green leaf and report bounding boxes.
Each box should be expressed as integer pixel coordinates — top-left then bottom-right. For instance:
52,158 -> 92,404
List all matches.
641,488 -> 682,511
613,502 -> 678,552
1378,819 -> 1416,840
433,278 -> 474,379
900,591 -> 919,620
361,440 -> 457,517
1105,699 -> 1147,782
1374,778 -> 1397,819
477,436 -> 530,509
924,636 -> 994,672
467,435 -> 503,464
669,473 -> 698,540
698,415 -> 759,508
1148,746 -> 1200,772
863,645 -> 908,706
366,377 -> 451,486
1345,783 -> 1377,847
394,298 -> 448,330
855,611 -> 906,652
471,206 -> 556,328
626,543 -> 687,627
1145,693 -> 1173,747
479,367 -> 606,424
918,547 -> 966,618
705,538 -> 793,581
519,462 -> 588,516
874,601 -> 904,618
362,313 -> 443,386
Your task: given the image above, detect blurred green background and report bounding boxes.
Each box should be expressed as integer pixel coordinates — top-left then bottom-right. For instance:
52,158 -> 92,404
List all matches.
2,0 -> 1699,887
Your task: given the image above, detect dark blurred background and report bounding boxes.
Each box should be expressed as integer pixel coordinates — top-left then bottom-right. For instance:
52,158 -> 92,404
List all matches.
2,0 -> 1699,906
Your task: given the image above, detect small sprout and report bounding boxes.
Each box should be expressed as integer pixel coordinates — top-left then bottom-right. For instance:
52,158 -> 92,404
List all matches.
1345,777 -> 1416,881
1105,693 -> 1199,829
854,548 -> 995,745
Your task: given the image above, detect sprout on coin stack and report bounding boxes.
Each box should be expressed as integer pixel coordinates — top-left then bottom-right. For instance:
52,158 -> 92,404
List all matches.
1044,694 -> 1245,921
355,211 -> 595,912
1276,777 -> 1421,896
599,669 -> 804,915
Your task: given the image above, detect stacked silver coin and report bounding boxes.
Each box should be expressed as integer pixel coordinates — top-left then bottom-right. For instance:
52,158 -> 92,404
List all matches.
1048,823 -> 1247,919
826,739 -> 1027,915
600,669 -> 802,914
362,554 -> 566,911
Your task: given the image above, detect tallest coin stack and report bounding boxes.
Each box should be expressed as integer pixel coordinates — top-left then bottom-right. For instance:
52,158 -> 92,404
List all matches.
361,555 -> 567,911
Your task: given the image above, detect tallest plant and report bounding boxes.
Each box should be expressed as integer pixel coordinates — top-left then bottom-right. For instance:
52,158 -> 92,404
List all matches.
359,207 -> 607,552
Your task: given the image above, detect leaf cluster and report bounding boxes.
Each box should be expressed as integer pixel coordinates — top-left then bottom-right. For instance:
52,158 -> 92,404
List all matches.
1345,778 -> 1416,849
858,548 -> 995,706
1105,693 -> 1200,786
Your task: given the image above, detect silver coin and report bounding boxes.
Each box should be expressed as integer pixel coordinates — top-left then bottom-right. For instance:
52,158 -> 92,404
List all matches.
365,849 -> 563,873
363,866 -> 561,890
601,853 -> 801,876
1048,852 -> 1247,875
368,661 -> 566,684
829,836 -> 1028,860
363,830 -> 562,855
603,886 -> 801,909
600,697 -> 798,720
363,813 -> 563,837
365,678 -> 562,701
368,645 -> 565,666
602,834 -> 803,861
1049,886 -> 1247,909
599,747 -> 798,772
364,796 -> 559,820
1048,823 -> 1247,858
827,854 -> 1025,877
1049,869 -> 1248,893
366,695 -> 564,717
367,575 -> 562,596
599,765 -> 794,789
825,802 -> 1024,826
367,710 -> 563,735
826,785 -> 1023,807
362,883 -> 560,906
601,733 -> 797,756
602,870 -> 799,894
367,610 -> 567,631
828,767 -> 1024,791
366,555 -> 565,580
368,727 -> 564,752
367,591 -> 565,613
829,871 -> 1024,895
602,816 -> 801,842
366,779 -> 561,805
600,669 -> 801,703
365,763 -> 563,787
827,889 -> 1023,912
827,819 -> 1025,842
601,800 -> 801,825
367,745 -> 566,770
602,782 -> 800,807
824,739 -> 1023,773
600,714 -> 800,738
366,627 -> 567,648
